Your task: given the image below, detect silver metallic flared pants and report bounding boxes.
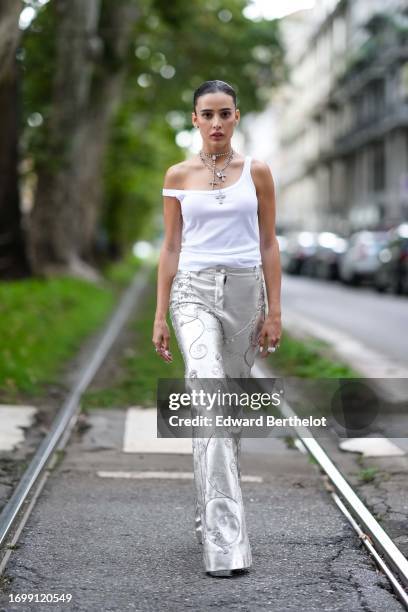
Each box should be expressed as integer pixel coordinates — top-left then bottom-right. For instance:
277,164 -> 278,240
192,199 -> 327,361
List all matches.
169,264 -> 266,572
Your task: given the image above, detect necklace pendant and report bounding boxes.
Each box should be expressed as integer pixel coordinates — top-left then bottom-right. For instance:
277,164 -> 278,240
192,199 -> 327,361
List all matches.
216,171 -> 226,181
212,154 -> 217,160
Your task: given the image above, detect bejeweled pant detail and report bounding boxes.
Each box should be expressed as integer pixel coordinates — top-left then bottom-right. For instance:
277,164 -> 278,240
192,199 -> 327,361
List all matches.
169,264 -> 266,572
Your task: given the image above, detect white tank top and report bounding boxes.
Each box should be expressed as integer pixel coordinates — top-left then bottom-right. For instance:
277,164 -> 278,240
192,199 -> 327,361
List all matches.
162,155 -> 262,271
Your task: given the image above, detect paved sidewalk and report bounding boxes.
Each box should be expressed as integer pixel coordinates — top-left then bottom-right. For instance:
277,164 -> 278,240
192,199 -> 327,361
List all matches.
0,408 -> 404,612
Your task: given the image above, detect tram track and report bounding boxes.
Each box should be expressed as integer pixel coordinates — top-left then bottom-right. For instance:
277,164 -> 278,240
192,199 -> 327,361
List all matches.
0,266 -> 407,609
0,264 -> 153,575
253,361 -> 408,608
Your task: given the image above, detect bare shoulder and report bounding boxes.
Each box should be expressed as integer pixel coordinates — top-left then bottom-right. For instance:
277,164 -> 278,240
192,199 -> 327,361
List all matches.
163,161 -> 191,189
250,158 -> 273,180
250,158 -> 275,193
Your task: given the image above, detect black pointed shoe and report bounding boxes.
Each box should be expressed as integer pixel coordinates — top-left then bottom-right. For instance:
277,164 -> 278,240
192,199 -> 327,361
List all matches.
232,568 -> 250,575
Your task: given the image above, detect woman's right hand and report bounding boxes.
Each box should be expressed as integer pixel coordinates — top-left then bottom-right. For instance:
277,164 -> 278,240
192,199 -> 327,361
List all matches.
152,318 -> 173,363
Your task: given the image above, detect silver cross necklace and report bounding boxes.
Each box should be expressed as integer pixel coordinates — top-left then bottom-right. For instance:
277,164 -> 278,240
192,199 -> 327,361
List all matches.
199,148 -> 235,204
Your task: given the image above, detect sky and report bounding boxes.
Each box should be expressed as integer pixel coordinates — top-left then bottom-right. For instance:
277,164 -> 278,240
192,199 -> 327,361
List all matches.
244,0 -> 316,20
20,0 -> 316,30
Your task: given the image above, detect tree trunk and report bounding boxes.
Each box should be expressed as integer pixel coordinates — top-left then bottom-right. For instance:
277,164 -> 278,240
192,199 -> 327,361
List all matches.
27,0 -> 103,280
0,0 -> 22,81
27,0 -> 139,280
75,0 -> 140,263
0,1 -> 31,279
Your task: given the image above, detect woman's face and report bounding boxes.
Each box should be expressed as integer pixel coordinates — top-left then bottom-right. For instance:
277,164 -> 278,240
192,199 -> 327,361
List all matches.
192,92 -> 239,147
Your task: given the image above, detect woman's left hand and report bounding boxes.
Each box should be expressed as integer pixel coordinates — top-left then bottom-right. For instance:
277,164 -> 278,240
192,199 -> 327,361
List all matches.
258,314 -> 282,358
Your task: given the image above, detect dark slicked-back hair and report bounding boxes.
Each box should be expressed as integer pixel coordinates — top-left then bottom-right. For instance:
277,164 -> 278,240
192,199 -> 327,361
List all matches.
193,80 -> 237,112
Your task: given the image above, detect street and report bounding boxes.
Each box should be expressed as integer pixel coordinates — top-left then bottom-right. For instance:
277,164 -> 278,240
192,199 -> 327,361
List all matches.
281,274 -> 408,371
0,406 -> 403,612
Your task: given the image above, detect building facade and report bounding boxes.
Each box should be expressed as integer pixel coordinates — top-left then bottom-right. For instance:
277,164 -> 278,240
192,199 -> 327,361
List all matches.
263,0 -> 408,234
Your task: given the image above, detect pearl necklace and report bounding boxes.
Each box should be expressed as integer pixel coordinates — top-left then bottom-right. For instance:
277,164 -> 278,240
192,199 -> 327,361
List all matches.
199,149 -> 235,204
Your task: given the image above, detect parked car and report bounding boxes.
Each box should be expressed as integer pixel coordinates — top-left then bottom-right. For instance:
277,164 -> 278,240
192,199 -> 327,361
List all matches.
305,232 -> 348,280
283,231 -> 319,275
339,230 -> 389,285
374,223 -> 408,294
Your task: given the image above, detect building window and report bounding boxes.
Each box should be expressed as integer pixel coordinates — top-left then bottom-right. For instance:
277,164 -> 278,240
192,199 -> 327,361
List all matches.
373,141 -> 385,191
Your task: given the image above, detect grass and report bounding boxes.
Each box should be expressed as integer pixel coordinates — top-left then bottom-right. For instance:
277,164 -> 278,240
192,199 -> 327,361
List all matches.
81,268 -> 185,410
102,252 -> 147,288
81,269 -> 360,411
0,248 -> 361,409
357,467 -> 379,483
0,253 -> 143,402
268,333 -> 360,378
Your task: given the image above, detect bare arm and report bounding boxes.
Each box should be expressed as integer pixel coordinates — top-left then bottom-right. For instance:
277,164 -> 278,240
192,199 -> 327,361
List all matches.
152,165 -> 184,362
252,160 -> 282,356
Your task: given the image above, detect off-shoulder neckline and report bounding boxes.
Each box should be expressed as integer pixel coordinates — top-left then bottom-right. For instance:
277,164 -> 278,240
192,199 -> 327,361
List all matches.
163,155 -> 250,194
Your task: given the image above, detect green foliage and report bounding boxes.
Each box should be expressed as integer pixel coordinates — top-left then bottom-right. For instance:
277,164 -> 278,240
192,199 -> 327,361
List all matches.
270,331 -> 359,378
0,276 -> 115,399
18,1 -> 57,169
102,250 -> 143,287
81,270 -> 361,411
0,250 -> 147,403
102,111 -> 182,252
82,267 -> 185,409
102,0 -> 286,250
357,467 -> 379,483
131,0 -> 286,119
18,0 -> 287,256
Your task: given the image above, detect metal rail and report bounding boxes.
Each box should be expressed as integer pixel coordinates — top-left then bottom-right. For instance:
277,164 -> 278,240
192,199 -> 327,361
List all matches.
252,362 -> 408,608
0,265 -> 152,558
1,266 -> 407,608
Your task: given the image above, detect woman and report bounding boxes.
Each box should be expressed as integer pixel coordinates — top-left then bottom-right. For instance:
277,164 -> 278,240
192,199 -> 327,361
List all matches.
153,79 -> 282,577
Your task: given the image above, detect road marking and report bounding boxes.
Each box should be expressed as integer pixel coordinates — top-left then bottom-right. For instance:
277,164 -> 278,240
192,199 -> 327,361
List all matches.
97,470 -> 263,482
123,407 -> 192,454
0,406 -> 37,452
339,437 -> 405,457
